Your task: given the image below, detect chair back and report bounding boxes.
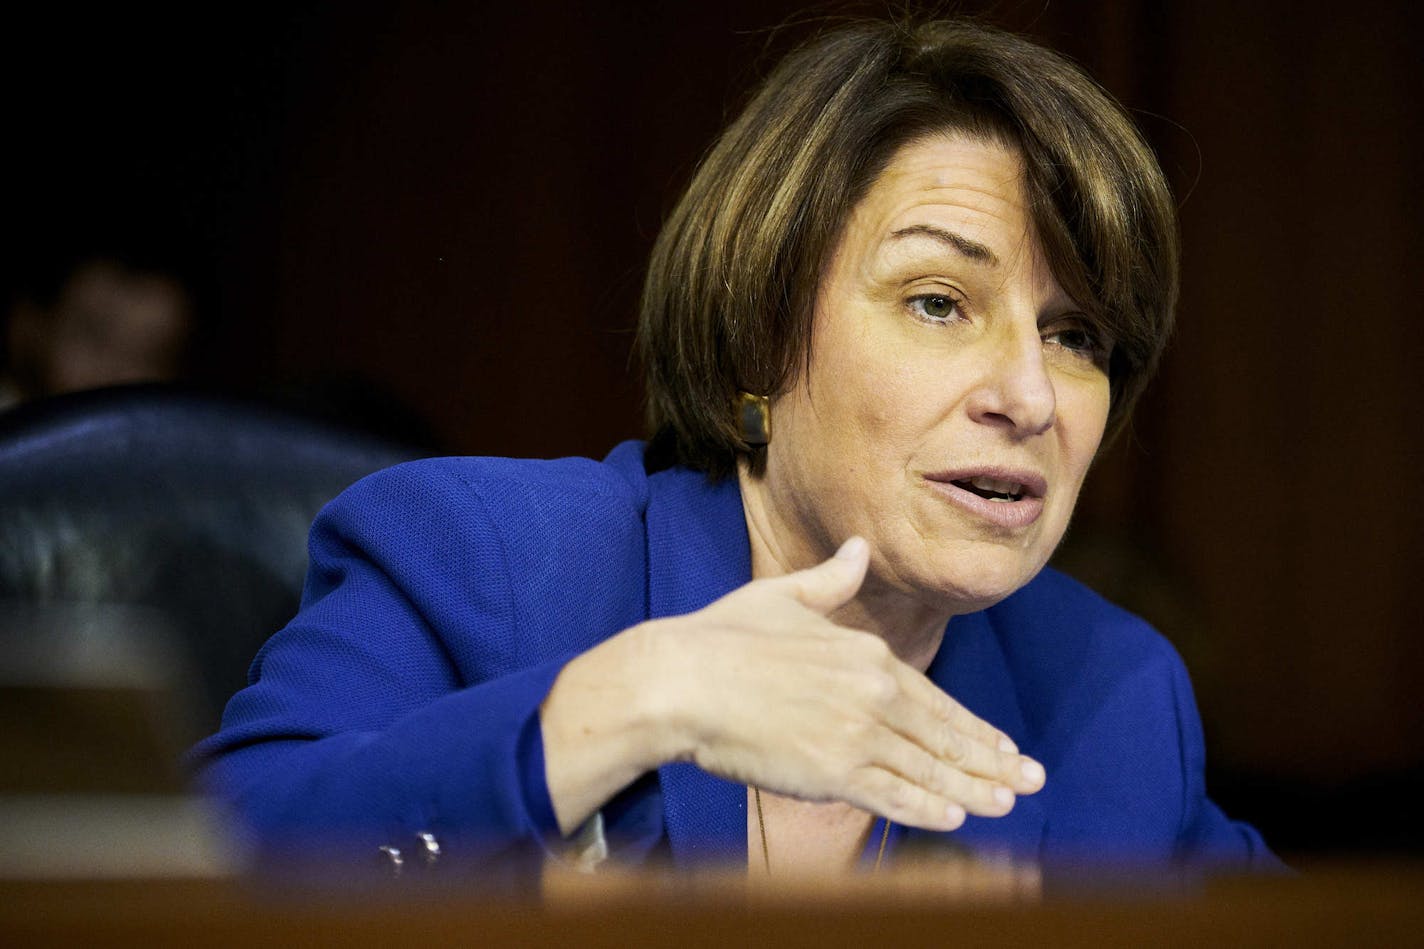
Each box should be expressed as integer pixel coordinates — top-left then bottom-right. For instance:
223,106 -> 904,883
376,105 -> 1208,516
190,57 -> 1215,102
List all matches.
0,385 -> 427,733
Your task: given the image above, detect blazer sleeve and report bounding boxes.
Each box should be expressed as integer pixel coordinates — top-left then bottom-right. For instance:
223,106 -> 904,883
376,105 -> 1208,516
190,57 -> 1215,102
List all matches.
190,458 -> 644,880
1168,654 -> 1288,871
1001,573 -> 1285,872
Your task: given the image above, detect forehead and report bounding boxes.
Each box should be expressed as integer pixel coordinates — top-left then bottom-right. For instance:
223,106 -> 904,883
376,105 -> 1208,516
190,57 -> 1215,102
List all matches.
841,133 -> 1032,256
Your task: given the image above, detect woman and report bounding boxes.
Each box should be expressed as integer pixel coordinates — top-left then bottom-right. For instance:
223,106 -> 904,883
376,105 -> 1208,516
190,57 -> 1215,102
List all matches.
196,18 -> 1276,878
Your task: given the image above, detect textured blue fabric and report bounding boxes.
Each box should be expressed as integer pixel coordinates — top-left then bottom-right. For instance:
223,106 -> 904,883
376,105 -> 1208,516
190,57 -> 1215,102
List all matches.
194,440 -> 1277,873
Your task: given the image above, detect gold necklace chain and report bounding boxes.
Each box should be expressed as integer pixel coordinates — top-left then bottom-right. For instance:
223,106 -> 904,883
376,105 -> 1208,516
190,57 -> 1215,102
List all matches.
753,787 -> 891,873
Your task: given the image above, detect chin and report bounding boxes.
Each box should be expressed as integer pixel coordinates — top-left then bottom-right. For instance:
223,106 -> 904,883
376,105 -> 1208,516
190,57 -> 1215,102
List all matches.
902,549 -> 1047,616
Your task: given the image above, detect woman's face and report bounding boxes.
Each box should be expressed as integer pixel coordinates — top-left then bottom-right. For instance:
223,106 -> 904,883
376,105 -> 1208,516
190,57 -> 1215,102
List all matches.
756,133 -> 1111,613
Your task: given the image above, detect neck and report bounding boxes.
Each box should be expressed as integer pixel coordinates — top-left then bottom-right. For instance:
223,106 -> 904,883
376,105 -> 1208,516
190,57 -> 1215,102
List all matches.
737,467 -> 949,675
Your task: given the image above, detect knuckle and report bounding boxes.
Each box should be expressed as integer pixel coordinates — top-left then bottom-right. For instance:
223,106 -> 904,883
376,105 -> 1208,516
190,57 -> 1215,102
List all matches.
918,755 -> 944,791
882,781 -> 912,816
786,577 -> 818,603
839,715 -> 877,751
940,731 -> 967,766
862,670 -> 898,706
994,748 -> 1021,781
962,740 -> 996,776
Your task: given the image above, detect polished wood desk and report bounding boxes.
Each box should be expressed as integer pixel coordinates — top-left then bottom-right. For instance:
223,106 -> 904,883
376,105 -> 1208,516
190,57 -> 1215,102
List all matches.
3,863 -> 1422,947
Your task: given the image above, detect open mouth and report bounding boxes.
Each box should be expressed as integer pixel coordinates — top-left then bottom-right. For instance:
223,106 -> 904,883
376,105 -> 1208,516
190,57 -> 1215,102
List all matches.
950,476 -> 1025,503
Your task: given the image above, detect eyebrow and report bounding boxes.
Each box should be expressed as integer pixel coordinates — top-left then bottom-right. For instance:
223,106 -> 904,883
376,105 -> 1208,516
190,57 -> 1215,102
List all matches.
887,224 -> 1000,267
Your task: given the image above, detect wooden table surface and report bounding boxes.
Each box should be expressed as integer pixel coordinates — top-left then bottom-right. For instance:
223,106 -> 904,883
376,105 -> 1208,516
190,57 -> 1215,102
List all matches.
3,861 -> 1422,947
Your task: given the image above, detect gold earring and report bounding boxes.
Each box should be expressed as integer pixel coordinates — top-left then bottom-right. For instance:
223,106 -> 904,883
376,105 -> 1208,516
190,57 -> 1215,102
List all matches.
737,392 -> 771,445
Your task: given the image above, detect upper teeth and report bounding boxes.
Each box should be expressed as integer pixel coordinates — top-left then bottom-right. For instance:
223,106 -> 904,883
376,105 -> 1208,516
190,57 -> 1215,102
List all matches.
970,476 -> 1023,496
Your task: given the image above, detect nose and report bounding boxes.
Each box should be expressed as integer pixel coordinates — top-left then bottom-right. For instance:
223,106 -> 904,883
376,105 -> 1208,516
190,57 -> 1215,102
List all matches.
965,323 -> 1056,437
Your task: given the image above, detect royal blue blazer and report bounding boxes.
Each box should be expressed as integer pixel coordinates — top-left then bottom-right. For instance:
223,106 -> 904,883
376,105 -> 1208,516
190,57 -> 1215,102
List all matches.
194,441 -> 1277,874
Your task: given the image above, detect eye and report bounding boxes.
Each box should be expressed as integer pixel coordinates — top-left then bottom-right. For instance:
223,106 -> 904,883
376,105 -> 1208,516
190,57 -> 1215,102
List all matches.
1046,327 -> 1096,352
906,293 -> 963,324
1043,320 -> 1111,364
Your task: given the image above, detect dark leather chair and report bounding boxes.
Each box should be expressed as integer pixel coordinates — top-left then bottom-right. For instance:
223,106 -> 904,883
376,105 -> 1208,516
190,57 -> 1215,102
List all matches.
0,385 -> 427,736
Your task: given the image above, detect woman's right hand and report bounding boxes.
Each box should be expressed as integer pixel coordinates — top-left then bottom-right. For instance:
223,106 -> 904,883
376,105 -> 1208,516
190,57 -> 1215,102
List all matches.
539,537 -> 1045,837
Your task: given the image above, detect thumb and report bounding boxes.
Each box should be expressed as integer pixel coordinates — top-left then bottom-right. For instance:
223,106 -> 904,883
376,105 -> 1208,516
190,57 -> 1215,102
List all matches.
771,536 -> 869,615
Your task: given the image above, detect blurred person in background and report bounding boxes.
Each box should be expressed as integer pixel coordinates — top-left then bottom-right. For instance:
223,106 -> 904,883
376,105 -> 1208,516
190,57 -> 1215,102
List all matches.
1,252 -> 193,410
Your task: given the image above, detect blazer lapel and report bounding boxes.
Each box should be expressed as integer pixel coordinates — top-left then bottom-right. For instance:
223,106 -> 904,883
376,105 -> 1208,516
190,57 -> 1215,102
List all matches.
643,466 -> 752,867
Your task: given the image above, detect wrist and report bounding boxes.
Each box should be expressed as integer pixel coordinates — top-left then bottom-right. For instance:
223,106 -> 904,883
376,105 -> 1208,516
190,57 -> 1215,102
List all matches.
540,619 -> 691,835
622,618 -> 699,767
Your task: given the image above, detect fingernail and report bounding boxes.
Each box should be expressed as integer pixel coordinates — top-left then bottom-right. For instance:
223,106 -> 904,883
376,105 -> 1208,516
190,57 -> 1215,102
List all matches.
1021,759 -> 1045,787
993,786 -> 1015,808
836,536 -> 866,560
946,803 -> 966,826
998,736 -> 1018,754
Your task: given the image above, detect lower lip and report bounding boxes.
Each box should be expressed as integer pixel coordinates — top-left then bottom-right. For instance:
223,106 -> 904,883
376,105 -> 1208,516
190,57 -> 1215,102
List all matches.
924,479 -> 1046,530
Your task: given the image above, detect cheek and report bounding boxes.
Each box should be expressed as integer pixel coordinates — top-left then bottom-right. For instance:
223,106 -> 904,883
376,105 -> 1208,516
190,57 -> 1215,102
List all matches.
825,330 -> 932,422
1058,378 -> 1111,477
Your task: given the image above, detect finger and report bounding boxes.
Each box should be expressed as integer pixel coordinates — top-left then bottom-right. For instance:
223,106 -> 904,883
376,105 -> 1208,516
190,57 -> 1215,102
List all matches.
888,696 -> 1042,794
893,704 -> 1026,791
764,536 -> 869,615
877,731 -> 1017,818
847,765 -> 969,832
883,667 -> 1046,794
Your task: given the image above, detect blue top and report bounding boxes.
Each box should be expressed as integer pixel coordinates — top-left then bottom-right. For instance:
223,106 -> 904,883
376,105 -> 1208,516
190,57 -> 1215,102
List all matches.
193,441 -> 1277,875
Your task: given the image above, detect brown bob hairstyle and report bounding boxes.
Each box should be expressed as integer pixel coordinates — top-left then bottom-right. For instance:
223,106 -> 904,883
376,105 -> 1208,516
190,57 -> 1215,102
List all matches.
638,17 -> 1179,479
